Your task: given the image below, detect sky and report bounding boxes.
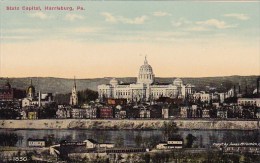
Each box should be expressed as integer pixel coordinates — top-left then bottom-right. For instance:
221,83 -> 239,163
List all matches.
0,1 -> 259,78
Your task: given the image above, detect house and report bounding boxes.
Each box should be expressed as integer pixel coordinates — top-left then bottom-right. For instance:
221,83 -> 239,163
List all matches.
85,107 -> 97,119
156,138 -> 183,149
238,98 -> 260,107
71,108 -> 85,119
83,139 -> 99,149
115,110 -> 127,119
139,109 -> 150,118
256,109 -> 260,119
27,138 -> 46,147
202,109 -> 210,118
20,110 -> 27,119
56,108 -> 70,119
167,138 -> 183,149
99,143 -> 115,149
180,107 -> 188,118
156,142 -> 167,149
99,107 -> 114,119
162,107 -> 169,119
217,110 -> 227,118
28,111 -> 38,120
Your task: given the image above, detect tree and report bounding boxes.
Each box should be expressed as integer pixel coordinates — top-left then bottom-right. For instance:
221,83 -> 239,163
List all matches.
0,133 -> 19,146
185,134 -> 197,148
134,132 -> 143,147
115,134 -> 124,147
78,89 -> 98,104
162,121 -> 179,140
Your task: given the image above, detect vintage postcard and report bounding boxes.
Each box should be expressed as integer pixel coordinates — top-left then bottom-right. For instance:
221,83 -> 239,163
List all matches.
0,0 -> 259,162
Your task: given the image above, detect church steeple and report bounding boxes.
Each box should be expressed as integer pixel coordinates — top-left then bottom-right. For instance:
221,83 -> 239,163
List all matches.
4,78 -> 11,89
70,76 -> 78,106
74,76 -> 76,88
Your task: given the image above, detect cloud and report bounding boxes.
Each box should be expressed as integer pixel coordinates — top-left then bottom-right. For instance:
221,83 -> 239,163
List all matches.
101,12 -> 117,23
196,19 -> 236,29
101,12 -> 148,24
3,28 -> 42,34
153,11 -> 171,17
73,27 -> 101,33
172,18 -> 192,27
28,12 -> 52,20
186,26 -> 210,32
0,36 -> 32,40
64,13 -> 84,21
224,13 -> 249,20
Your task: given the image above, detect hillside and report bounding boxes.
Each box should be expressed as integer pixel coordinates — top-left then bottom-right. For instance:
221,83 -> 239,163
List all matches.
0,76 -> 258,94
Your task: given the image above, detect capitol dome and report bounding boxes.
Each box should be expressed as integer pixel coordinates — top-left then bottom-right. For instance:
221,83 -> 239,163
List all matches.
137,56 -> 154,84
110,78 -> 118,86
173,78 -> 183,86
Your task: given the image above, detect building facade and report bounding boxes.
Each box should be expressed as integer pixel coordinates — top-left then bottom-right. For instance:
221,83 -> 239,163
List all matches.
98,57 -> 195,102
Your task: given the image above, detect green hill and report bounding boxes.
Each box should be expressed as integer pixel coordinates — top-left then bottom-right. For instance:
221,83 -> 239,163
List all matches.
0,75 -> 258,94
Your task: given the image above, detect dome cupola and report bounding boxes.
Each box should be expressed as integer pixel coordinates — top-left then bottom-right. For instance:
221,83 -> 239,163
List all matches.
110,78 -> 118,86
137,56 -> 154,84
27,79 -> 35,98
173,78 -> 183,86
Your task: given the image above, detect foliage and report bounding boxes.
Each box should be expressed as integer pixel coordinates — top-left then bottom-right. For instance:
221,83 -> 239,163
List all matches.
134,132 -> 143,147
185,133 -> 197,148
54,93 -> 70,105
54,89 -> 98,105
0,133 -> 19,146
162,121 -> 179,140
115,133 -> 124,147
38,103 -> 58,119
0,108 -> 20,119
78,89 -> 98,104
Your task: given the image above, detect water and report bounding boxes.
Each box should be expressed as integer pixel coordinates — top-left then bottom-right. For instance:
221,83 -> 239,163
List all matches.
0,129 -> 259,148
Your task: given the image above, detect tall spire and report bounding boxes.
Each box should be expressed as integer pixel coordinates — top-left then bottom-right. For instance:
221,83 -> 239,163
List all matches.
74,76 -> 76,88
144,55 -> 148,64
30,79 -> 33,86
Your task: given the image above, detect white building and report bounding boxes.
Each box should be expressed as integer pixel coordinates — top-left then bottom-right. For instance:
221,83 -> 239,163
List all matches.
22,80 -> 53,108
98,57 -> 195,102
238,98 -> 260,107
27,138 -> 46,147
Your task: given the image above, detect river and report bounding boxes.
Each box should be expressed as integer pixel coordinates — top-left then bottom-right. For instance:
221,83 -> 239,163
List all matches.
1,129 -> 259,148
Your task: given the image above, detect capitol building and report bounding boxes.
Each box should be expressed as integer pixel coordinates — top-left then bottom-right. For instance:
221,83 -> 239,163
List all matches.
98,57 -> 195,102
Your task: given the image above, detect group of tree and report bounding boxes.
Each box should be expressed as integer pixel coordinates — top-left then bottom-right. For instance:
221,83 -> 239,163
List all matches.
37,103 -> 58,119
0,108 -> 20,119
0,133 -> 19,146
162,121 -> 179,141
54,89 -> 98,105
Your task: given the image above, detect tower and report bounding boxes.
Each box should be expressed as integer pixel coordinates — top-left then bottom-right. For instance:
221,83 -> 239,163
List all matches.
27,79 -> 35,99
3,78 -> 11,89
70,77 -> 78,106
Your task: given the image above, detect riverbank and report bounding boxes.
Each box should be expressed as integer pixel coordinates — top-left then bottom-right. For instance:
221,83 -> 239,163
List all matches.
0,119 -> 259,130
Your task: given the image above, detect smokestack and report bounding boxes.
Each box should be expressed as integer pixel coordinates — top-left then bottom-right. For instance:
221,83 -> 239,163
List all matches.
257,77 -> 260,95
233,85 -> 236,97
38,91 -> 41,107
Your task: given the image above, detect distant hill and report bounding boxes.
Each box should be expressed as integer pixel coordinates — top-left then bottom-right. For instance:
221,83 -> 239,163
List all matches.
0,76 -> 259,95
